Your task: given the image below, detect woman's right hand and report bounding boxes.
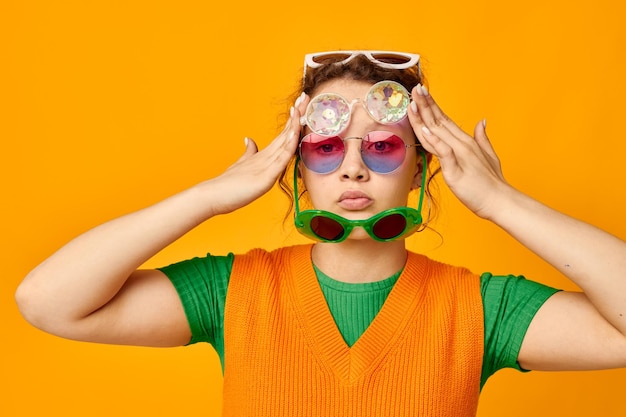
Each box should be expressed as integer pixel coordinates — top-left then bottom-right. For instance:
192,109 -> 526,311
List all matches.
15,94 -> 308,347
202,96 -> 306,216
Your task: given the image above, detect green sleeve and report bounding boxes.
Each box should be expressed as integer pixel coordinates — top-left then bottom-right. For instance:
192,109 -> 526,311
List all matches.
480,273 -> 560,389
157,253 -> 234,362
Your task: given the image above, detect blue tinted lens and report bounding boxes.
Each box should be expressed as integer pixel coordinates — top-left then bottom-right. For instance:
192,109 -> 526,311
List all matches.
299,134 -> 345,173
360,132 -> 407,173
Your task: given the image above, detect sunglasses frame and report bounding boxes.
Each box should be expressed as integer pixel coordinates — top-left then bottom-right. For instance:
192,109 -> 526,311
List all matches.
303,50 -> 421,79
300,80 -> 411,137
293,151 -> 428,243
298,131 -> 421,174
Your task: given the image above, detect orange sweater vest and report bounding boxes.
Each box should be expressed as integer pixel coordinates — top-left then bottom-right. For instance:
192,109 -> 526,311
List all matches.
223,245 -> 484,417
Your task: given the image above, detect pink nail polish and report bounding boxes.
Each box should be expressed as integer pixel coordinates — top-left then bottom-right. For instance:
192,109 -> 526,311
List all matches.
421,126 -> 432,136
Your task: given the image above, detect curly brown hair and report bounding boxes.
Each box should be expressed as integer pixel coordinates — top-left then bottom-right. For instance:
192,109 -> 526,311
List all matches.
278,53 -> 440,228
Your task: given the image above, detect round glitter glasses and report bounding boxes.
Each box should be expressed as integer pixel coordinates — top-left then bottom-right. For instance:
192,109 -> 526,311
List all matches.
300,80 -> 411,137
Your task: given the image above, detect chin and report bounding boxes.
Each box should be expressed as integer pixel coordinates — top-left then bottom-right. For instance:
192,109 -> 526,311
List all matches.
344,228 -> 373,241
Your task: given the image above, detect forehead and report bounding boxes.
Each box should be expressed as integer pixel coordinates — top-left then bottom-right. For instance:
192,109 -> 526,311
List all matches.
310,78 -> 375,100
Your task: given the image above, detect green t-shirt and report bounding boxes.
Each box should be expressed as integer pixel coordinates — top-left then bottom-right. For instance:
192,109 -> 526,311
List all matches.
159,252 -> 559,390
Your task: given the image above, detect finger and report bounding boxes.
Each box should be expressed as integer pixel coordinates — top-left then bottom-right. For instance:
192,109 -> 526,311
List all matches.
281,105 -> 302,151
419,124 -> 457,169
243,136 -> 259,154
262,105 -> 299,155
473,120 -> 504,178
258,105 -> 301,169
231,137 -> 259,165
249,92 -> 306,172
407,92 -> 436,152
294,93 -> 309,143
409,89 -> 463,156
408,110 -> 437,156
408,90 -> 454,156
473,119 -> 494,157
411,85 -> 468,141
294,92 -> 309,115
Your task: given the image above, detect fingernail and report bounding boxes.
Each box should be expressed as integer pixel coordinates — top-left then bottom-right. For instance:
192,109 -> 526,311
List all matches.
410,101 -> 418,113
290,106 -> 295,117
415,83 -> 424,96
295,92 -> 304,107
244,137 -> 249,147
482,118 -> 487,129
421,85 -> 429,96
421,126 -> 432,136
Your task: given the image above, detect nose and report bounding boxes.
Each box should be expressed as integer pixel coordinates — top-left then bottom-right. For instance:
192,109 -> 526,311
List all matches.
337,138 -> 369,181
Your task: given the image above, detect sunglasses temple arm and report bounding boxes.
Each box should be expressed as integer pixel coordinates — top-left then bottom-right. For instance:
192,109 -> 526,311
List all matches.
293,158 -> 302,215
416,151 -> 427,215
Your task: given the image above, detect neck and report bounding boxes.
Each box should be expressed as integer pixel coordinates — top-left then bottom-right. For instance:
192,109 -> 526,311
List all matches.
311,239 -> 408,284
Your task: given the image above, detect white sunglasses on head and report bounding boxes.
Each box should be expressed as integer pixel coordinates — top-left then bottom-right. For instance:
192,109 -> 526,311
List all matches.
303,50 -> 421,78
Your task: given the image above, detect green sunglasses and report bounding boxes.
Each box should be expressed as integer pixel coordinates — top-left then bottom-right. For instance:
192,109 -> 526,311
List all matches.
293,151 -> 427,243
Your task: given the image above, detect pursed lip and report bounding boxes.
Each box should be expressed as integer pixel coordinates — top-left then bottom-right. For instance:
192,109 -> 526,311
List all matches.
337,190 -> 373,210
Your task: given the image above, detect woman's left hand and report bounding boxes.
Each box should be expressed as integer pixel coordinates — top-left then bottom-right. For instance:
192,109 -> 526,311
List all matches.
407,85 -> 511,219
408,87 -> 626,374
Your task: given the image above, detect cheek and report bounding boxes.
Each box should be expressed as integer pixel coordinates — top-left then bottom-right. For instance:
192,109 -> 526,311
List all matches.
384,166 -> 420,202
396,152 -> 419,183
385,180 -> 414,204
301,172 -> 332,207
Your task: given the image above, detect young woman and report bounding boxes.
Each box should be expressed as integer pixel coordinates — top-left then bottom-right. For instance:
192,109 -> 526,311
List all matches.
15,51 -> 626,416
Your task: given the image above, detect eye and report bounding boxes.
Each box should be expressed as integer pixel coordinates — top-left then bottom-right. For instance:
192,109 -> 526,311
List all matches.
373,141 -> 392,152
318,143 -> 338,153
365,139 -> 396,153
306,137 -> 344,156
362,133 -> 404,154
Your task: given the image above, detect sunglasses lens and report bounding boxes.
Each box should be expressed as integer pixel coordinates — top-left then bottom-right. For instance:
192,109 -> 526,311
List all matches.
300,134 -> 345,174
366,81 -> 409,124
370,52 -> 413,65
361,132 -> 407,173
309,52 -> 353,65
305,94 -> 351,136
372,213 -> 408,240
310,215 -> 346,241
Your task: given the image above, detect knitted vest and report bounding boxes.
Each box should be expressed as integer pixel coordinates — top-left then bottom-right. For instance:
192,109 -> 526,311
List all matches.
223,244 -> 483,417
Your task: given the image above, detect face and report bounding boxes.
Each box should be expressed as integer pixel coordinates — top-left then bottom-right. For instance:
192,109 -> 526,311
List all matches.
299,78 -> 423,240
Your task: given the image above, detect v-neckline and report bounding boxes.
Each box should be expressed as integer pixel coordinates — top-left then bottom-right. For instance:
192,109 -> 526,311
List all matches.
288,245 -> 429,384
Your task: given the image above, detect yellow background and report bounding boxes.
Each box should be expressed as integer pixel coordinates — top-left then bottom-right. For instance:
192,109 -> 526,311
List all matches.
3,0 -> 626,415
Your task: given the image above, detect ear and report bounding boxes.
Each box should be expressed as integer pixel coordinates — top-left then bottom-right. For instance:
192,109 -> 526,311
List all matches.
410,152 -> 430,190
